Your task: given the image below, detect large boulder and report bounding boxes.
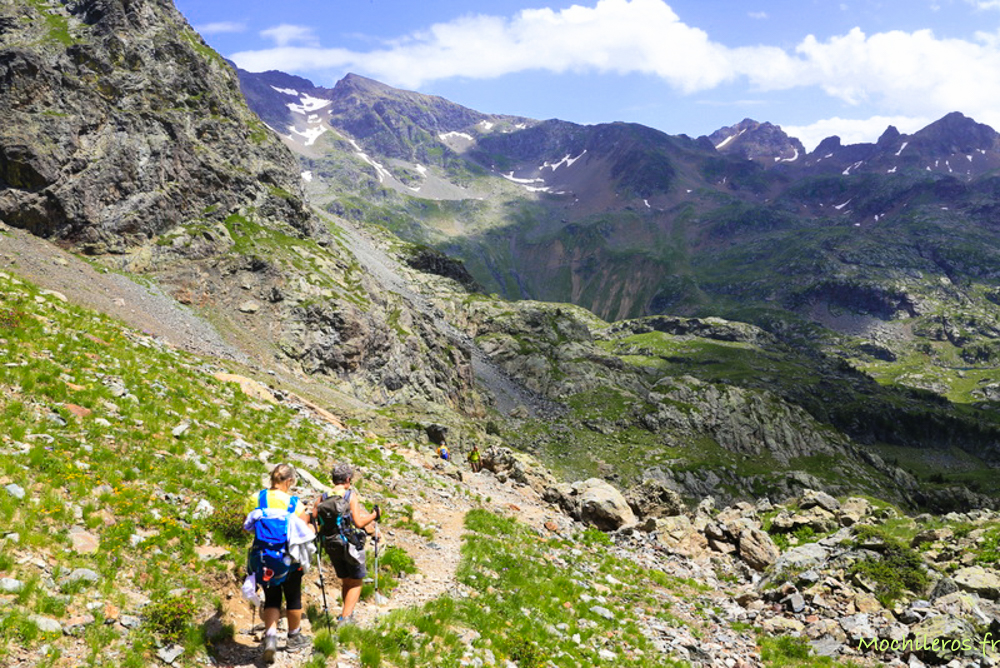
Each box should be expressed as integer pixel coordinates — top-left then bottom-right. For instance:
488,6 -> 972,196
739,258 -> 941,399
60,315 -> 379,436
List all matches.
910,614 -> 978,663
481,446 -> 556,494
952,566 -> 1000,601
654,515 -> 710,558
738,527 -> 781,571
625,478 -> 686,519
578,479 -> 636,531
546,478 -> 636,531
799,489 -> 840,513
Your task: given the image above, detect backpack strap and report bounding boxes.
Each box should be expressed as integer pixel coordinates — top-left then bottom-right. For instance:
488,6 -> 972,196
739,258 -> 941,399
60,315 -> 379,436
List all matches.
287,495 -> 298,515
258,489 -> 268,511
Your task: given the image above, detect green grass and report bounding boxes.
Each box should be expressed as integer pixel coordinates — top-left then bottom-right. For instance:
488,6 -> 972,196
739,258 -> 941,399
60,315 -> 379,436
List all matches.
759,635 -> 863,668
847,526 -> 931,606
336,508 -> 694,667
0,271 -> 395,662
27,0 -> 76,46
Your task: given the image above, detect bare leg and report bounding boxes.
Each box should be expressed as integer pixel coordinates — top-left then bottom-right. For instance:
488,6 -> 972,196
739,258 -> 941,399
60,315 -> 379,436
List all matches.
262,606 -> 280,633
340,578 -> 363,618
287,608 -> 302,634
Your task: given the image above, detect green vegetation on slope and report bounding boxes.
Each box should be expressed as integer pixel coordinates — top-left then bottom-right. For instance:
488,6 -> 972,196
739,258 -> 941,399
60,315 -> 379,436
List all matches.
0,270 -> 407,665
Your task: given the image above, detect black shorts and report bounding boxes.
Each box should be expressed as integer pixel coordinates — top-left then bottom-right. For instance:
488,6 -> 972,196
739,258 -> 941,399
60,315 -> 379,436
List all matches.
327,544 -> 367,580
262,567 -> 302,611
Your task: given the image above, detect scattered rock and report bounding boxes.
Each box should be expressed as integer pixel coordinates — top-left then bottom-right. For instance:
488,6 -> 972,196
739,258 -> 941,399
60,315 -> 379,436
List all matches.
28,615 -> 62,635
952,566 -> 1000,600
737,527 -> 780,571
0,577 -> 24,593
157,644 -> 185,664
68,529 -> 100,554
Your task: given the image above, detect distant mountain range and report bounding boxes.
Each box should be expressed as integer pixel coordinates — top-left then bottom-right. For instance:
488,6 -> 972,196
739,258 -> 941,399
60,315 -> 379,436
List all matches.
236,68 -> 1000,331
3,0 -> 999,516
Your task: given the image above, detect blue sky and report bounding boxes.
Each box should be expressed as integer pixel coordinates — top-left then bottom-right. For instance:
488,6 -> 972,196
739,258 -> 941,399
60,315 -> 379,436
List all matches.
173,0 -> 1000,150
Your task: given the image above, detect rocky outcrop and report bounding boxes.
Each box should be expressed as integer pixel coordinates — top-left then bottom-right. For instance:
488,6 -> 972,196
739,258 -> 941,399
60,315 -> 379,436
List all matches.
625,478 -> 686,519
481,446 -> 557,494
0,0 -> 312,250
604,315 -> 775,347
545,478 -> 637,531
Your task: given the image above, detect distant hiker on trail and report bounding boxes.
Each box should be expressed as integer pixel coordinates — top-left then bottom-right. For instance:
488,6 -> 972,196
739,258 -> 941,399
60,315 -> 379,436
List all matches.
313,463 -> 380,626
467,444 -> 482,473
437,441 -> 450,461
244,463 -> 315,663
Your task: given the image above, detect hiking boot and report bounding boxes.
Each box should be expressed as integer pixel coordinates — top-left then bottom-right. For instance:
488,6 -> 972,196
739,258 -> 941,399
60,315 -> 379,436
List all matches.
336,614 -> 356,627
262,634 -> 278,663
286,631 -> 311,652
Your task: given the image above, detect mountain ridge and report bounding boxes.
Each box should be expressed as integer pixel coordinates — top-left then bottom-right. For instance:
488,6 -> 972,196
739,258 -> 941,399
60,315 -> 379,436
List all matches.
3,4 -> 1000,665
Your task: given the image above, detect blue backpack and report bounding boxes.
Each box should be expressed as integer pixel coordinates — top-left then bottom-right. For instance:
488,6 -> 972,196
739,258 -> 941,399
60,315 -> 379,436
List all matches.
247,490 -> 299,588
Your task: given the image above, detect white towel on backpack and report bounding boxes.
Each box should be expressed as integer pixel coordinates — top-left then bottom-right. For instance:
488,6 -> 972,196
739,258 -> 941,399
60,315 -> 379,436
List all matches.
287,514 -> 317,570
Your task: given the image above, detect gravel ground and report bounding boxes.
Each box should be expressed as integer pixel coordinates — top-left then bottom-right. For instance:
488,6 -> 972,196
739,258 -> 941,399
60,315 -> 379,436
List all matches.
0,223 -> 249,364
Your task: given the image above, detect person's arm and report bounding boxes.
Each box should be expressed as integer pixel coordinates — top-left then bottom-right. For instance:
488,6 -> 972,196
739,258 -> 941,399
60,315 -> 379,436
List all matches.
349,492 -> 379,529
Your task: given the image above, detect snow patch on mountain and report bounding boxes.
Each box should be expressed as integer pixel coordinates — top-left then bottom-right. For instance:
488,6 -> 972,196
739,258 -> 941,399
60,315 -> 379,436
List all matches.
715,129 -> 745,150
270,86 -> 300,96
290,126 -> 327,146
440,131 -> 474,142
542,151 -> 587,172
346,138 -> 392,182
287,94 -> 332,115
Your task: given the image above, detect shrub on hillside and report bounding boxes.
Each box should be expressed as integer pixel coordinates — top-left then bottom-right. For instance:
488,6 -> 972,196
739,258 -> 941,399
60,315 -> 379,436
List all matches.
205,500 -> 249,546
143,592 -> 199,642
848,526 -> 929,606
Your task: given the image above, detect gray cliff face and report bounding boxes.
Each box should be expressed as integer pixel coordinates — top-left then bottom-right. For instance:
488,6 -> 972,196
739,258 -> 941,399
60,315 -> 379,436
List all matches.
0,0 -> 312,250
0,0 -> 482,412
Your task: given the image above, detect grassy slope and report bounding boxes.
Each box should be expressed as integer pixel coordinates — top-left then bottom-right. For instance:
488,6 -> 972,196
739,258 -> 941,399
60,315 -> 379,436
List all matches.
0,268 -> 405,665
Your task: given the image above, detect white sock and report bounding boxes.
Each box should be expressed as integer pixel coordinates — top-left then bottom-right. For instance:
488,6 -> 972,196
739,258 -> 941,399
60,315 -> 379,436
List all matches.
266,628 -> 277,637
288,629 -> 300,636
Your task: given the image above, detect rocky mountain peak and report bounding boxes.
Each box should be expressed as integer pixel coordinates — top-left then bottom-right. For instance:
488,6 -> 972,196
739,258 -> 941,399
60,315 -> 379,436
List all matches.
708,117 -> 805,165
876,125 -> 901,147
912,110 -> 1000,155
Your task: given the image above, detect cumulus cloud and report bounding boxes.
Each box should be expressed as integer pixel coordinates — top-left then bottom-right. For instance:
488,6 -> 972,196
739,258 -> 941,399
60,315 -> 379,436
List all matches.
260,24 -> 320,48
233,0 -> 738,91
782,115 -> 933,152
195,21 -> 245,35
230,0 -> 1000,135
748,11 -> 768,19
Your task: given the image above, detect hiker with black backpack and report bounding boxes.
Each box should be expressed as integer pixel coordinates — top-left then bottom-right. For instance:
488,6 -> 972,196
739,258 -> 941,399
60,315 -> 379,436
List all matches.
244,463 -> 314,663
312,463 -> 380,625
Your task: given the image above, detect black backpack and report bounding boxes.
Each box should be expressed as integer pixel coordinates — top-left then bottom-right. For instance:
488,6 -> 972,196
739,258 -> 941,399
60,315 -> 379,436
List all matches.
315,490 -> 366,565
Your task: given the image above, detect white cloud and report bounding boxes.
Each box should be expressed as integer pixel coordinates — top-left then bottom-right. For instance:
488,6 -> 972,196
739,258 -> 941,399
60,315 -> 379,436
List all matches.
233,0 -> 738,92
195,21 -> 245,35
967,0 -> 1000,9
748,11 -> 768,19
782,115 -> 933,152
230,0 -> 1000,133
260,24 -> 320,48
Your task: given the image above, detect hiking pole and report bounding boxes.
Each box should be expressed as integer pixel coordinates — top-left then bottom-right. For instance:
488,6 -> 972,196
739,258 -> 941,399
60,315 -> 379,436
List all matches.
373,520 -> 380,614
315,540 -> 332,632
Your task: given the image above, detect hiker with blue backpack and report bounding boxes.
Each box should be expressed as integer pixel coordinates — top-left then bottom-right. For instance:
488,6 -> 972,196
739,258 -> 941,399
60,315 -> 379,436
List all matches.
244,463 -> 315,663
312,463 -> 380,625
